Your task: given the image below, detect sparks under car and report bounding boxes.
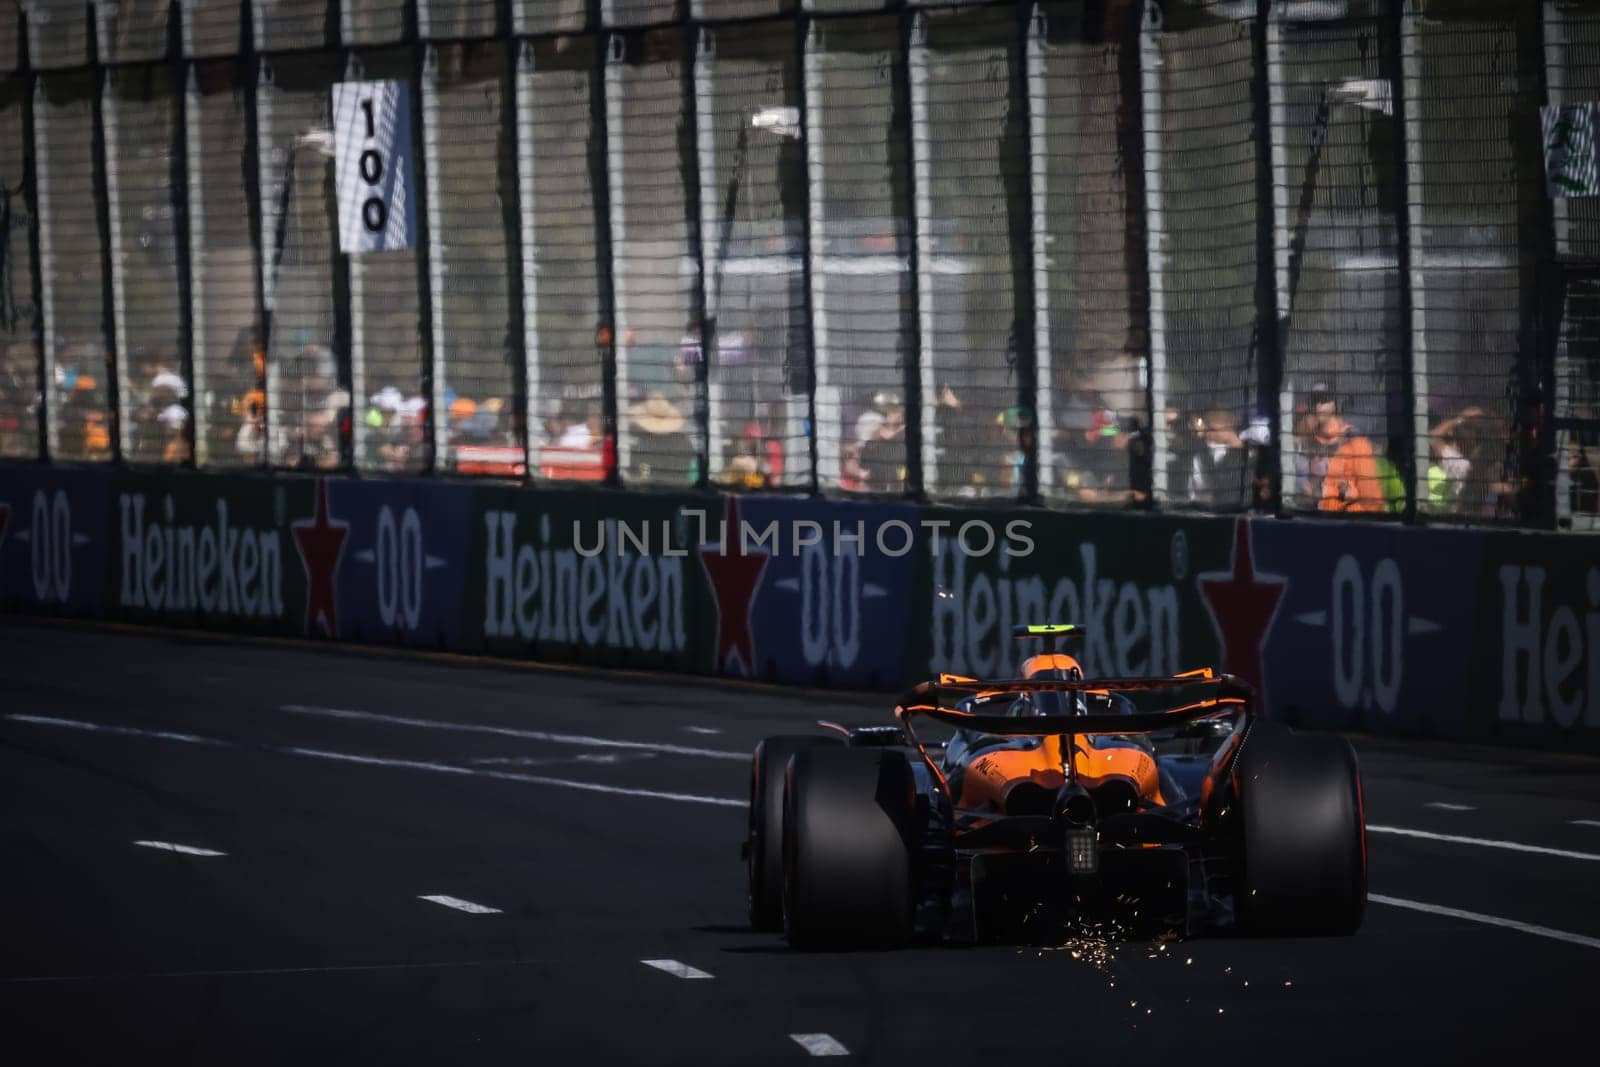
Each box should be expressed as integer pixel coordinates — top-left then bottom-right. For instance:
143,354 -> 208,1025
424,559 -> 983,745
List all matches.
744,625 -> 1367,947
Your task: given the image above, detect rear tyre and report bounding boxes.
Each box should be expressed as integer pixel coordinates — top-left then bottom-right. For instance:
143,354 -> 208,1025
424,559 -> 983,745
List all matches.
747,735 -> 841,930
782,747 -> 915,949
1234,720 -> 1366,935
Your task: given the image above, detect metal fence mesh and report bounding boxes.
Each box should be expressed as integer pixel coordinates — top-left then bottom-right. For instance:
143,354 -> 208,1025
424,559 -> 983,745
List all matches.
1275,10 -> 1405,515
1406,9 -> 1526,522
0,75 -> 38,458
258,52 -> 343,470
106,66 -> 184,464
609,28 -> 702,487
1152,3 -> 1259,514
523,36 -> 607,483
37,71 -> 111,461
188,61 -> 260,469
809,14 -> 909,495
0,1 -> 1589,530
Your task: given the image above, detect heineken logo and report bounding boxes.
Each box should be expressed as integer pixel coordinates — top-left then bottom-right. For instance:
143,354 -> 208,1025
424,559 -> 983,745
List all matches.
118,493 -> 286,619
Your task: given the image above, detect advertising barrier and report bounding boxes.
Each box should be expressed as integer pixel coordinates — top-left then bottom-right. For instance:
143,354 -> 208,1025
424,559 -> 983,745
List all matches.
2,464 -> 1597,754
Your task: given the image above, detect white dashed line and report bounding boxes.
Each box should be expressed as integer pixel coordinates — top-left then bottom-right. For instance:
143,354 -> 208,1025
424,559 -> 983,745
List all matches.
132,840 -> 226,857
1423,802 -> 1475,812
1371,895 -> 1600,951
1571,819 -> 1600,829
791,1033 -> 850,1057
682,726 -> 722,735
281,704 -> 746,761
1367,824 -> 1600,862
419,895 -> 502,915
640,959 -> 714,980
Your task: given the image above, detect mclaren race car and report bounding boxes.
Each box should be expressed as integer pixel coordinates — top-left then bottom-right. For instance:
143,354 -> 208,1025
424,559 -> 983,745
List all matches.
744,624 -> 1366,947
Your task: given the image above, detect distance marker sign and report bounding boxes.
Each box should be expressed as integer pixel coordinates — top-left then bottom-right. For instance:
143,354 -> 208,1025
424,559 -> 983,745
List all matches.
332,81 -> 418,252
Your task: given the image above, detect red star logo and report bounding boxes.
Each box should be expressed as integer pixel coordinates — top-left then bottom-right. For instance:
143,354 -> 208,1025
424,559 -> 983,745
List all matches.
291,479 -> 349,637
1197,517 -> 1285,705
698,496 -> 769,676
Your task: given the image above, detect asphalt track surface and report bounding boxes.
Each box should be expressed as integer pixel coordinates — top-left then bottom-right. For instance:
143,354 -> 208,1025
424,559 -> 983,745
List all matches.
4,621 -> 1599,1065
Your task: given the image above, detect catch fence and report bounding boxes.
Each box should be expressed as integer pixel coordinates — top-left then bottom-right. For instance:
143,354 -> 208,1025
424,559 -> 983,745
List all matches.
0,0 -> 1595,529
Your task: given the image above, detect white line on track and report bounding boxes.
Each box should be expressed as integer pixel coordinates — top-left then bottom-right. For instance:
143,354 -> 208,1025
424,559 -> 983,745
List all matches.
791,1033 -> 851,1057
1572,819 -> 1600,829
640,959 -> 714,979
682,726 -> 722,735
1422,802 -> 1475,812
1371,895 -> 1600,951
4,712 -> 743,809
419,895 -> 502,915
284,746 -> 744,808
1367,824 -> 1600,862
282,704 -> 746,761
6,714 -> 223,746
132,840 -> 226,857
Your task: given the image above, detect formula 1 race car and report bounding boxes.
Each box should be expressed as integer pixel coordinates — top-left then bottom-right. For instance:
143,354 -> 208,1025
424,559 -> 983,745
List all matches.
744,624 -> 1366,947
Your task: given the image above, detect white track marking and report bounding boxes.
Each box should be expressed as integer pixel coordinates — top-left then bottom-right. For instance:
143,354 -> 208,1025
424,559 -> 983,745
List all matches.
6,714 -> 224,746
419,895 -> 502,915
1367,824 -> 1600,862
1371,895 -> 1600,951
6,712 -> 743,809
1423,802 -> 1475,812
132,840 -> 226,857
640,959 -> 713,980
682,726 -> 722,735
282,704 -> 745,761
791,1033 -> 850,1057
1571,819 -> 1600,829
469,752 -> 656,768
283,746 -> 744,808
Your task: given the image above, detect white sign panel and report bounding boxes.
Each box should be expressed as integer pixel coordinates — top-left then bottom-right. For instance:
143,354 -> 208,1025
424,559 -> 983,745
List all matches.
332,81 -> 418,252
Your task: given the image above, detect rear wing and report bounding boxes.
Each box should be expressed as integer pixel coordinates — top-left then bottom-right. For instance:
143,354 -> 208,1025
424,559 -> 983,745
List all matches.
894,670 -> 1254,738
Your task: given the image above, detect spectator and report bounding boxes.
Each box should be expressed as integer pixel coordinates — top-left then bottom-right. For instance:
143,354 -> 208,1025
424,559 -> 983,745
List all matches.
1187,408 -> 1250,511
1302,386 -> 1384,513
629,392 -> 697,484
1570,438 -> 1599,516
237,388 -> 266,464
157,403 -> 190,464
1426,403 -> 1479,508
857,393 -> 906,494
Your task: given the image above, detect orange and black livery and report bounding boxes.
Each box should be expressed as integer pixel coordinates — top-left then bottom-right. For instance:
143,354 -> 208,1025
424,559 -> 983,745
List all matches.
744,624 -> 1366,947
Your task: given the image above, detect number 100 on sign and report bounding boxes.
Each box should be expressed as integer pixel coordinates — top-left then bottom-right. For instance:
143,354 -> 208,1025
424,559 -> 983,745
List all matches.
332,81 -> 418,253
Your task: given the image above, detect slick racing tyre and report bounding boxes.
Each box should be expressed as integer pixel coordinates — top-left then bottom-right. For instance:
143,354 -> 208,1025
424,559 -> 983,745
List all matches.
1234,720 -> 1366,935
747,735 -> 842,930
782,747 -> 915,949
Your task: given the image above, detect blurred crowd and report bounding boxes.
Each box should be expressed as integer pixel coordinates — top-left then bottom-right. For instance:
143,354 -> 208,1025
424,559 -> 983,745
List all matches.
11,326 -> 1596,524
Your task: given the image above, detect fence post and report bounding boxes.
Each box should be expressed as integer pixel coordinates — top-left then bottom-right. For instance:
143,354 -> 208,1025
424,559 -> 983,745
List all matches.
1379,0 -> 1419,523
168,3 -> 196,467
681,22 -> 711,490
894,8 -> 926,499
410,1 -> 439,474
19,6 -> 48,461
1137,0 -> 1168,507
499,0 -> 530,483
793,11 -> 819,496
1250,0 -> 1283,515
1008,1 -> 1040,505
87,5 -> 122,464
591,28 -> 620,488
241,0 -> 269,469
1516,0 -> 1559,529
